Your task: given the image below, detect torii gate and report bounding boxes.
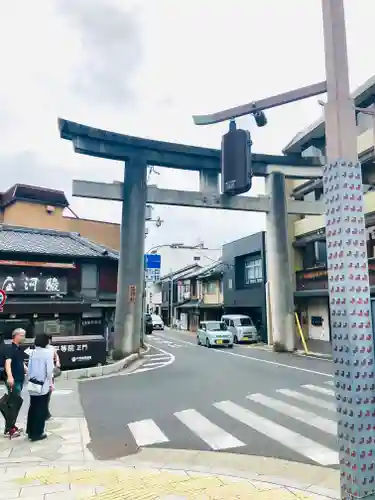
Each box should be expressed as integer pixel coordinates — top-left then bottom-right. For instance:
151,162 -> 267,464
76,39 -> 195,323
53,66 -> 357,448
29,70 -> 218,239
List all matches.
58,118 -> 323,359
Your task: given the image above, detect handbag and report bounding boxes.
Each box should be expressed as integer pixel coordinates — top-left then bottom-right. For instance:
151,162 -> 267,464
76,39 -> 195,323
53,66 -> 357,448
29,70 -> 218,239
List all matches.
27,377 -> 44,394
27,350 -> 46,394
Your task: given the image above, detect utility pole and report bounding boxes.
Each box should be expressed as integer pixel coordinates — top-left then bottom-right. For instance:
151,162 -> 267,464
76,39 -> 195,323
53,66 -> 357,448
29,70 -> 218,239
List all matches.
169,275 -> 174,327
321,1 -> 375,498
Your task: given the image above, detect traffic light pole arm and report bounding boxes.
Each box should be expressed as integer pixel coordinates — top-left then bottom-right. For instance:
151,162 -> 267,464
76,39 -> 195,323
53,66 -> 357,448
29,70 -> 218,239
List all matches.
192,81 -> 327,126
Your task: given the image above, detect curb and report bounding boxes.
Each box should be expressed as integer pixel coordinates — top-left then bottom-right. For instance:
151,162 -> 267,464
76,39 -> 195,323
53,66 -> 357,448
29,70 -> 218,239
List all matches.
296,350 -> 332,360
60,344 -> 150,381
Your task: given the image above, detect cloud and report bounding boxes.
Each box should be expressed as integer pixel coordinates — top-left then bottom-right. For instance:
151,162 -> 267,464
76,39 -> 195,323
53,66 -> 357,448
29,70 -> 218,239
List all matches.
56,0 -> 142,108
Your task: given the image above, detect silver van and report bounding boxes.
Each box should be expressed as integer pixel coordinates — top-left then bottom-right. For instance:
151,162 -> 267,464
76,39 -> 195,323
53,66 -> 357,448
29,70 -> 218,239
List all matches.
221,314 -> 258,343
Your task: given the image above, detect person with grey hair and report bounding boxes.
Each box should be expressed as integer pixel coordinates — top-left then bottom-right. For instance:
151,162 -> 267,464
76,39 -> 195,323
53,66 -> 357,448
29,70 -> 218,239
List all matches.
3,328 -> 27,438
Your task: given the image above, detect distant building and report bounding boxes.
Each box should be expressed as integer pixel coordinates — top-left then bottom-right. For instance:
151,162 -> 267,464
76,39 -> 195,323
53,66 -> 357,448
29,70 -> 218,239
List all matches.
222,232 -> 267,343
284,74 -> 375,354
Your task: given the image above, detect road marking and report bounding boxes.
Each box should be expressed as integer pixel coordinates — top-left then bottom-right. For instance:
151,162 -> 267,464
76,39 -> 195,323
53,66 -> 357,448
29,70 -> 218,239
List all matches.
302,385 -> 335,396
248,393 -> 337,435
128,419 -> 169,446
144,355 -> 170,360
127,346 -> 175,376
142,362 -> 167,368
276,389 -> 336,412
154,332 -> 333,377
174,409 -> 245,451
214,400 -> 338,466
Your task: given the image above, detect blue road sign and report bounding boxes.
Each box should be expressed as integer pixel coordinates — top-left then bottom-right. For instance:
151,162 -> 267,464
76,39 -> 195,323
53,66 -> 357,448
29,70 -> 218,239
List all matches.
145,254 -> 161,270
144,254 -> 161,283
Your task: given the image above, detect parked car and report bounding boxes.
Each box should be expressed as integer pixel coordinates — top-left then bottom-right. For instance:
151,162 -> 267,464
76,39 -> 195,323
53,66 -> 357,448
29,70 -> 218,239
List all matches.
221,314 -> 258,343
197,321 -> 233,348
151,314 -> 164,330
144,313 -> 153,335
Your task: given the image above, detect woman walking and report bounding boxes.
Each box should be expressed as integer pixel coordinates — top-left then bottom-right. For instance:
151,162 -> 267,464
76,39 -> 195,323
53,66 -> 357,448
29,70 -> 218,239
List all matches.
46,335 -> 60,420
26,333 -> 54,442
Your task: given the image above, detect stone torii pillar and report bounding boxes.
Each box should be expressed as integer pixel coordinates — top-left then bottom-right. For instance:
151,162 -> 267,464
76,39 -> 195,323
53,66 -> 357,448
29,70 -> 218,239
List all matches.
265,172 -> 295,351
113,155 -> 147,358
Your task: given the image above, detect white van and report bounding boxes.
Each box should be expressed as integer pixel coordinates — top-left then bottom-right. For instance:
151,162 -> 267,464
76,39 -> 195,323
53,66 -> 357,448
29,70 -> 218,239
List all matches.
221,314 -> 258,343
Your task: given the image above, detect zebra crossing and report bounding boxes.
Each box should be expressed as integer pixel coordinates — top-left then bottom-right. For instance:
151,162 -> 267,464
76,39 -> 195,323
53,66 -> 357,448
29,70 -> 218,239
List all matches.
125,379 -> 339,466
127,346 -> 175,375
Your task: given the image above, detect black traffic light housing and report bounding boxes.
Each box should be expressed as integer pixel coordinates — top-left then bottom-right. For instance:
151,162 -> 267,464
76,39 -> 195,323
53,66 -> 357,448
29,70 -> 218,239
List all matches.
221,120 -> 253,196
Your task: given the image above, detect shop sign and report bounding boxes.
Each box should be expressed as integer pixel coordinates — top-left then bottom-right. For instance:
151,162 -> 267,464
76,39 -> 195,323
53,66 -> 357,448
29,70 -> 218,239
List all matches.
129,285 -> 136,303
0,272 -> 67,294
53,338 -> 106,368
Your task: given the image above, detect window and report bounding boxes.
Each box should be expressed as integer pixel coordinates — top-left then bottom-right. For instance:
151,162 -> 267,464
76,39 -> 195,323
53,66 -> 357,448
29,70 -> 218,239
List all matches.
302,241 -> 327,269
205,281 -> 216,294
233,317 -> 253,327
244,258 -> 263,284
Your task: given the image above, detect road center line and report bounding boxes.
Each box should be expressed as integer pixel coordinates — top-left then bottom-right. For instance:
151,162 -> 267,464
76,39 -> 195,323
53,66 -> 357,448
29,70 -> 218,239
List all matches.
156,332 -> 332,377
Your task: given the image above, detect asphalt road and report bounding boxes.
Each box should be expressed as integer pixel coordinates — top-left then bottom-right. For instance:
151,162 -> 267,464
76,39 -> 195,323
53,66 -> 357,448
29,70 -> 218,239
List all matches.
78,328 -> 337,467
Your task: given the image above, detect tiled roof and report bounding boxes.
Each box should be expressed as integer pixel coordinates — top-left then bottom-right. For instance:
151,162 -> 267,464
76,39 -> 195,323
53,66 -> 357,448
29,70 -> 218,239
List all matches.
183,261 -> 223,280
1,184 -> 69,208
0,225 -> 118,259
160,264 -> 201,281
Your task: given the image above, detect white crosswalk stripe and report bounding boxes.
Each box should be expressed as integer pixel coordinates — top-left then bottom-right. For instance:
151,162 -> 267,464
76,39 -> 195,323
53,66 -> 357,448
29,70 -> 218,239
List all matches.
174,409 -> 245,451
302,384 -> 335,397
247,393 -> 337,435
214,400 -> 338,466
128,419 -> 169,446
276,388 -> 336,412
125,381 -> 340,466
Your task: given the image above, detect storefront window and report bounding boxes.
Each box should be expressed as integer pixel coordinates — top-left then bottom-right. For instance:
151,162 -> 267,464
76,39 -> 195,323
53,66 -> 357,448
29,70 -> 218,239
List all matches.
34,319 -> 76,337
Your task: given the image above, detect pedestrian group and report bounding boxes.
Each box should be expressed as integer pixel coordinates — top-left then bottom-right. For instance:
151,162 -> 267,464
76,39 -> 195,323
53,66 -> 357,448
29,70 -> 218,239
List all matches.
0,328 -> 60,441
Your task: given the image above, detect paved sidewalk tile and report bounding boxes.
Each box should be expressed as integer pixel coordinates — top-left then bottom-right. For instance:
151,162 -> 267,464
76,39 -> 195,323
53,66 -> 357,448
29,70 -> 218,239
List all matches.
0,417 -> 93,463
2,464 -> 334,499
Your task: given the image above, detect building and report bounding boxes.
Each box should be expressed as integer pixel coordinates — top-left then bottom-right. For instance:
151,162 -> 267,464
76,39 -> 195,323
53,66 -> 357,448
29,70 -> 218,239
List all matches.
0,224 -> 120,367
154,246 -> 221,277
0,183 -> 121,251
160,264 -> 201,326
284,74 -> 375,353
222,232 -> 267,342
175,262 -> 224,331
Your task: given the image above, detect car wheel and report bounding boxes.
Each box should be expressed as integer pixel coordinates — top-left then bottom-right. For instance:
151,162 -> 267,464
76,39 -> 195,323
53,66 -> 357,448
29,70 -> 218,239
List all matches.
233,335 -> 238,344
205,338 -> 211,348
228,344 -> 233,349
197,336 -> 201,345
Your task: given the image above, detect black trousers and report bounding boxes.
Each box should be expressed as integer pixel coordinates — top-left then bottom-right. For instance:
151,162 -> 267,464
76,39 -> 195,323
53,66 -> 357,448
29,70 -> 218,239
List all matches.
26,394 -> 49,439
46,390 -> 52,418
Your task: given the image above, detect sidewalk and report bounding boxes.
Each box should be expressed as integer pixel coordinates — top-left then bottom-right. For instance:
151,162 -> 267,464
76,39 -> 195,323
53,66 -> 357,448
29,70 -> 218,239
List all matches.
0,418 -> 339,499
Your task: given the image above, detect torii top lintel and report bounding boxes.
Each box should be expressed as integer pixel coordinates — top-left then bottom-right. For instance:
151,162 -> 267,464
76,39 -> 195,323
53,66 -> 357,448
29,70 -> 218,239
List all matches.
58,118 -> 321,174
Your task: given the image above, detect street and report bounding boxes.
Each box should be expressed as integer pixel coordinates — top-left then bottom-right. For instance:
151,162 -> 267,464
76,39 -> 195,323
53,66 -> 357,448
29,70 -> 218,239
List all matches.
78,328 -> 337,468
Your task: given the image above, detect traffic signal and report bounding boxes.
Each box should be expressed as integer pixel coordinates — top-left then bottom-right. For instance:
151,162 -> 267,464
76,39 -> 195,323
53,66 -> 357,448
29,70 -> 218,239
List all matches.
221,120 -> 253,196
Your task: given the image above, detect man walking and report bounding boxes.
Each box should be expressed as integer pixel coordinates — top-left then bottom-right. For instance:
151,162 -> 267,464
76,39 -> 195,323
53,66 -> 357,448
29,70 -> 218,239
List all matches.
3,328 -> 27,438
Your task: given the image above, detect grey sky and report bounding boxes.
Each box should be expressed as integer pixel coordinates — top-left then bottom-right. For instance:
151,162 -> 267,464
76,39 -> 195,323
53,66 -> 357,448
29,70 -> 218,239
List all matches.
0,0 -> 373,252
